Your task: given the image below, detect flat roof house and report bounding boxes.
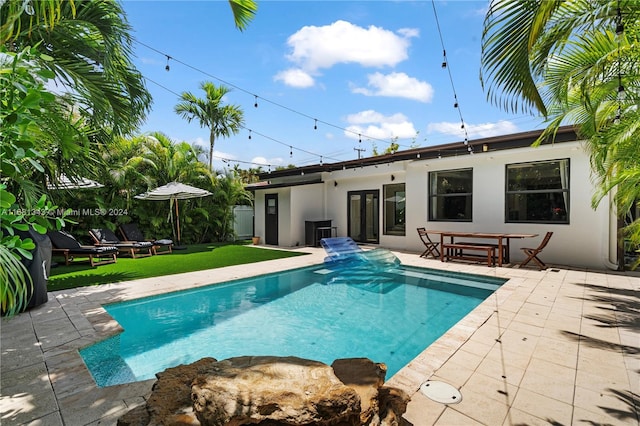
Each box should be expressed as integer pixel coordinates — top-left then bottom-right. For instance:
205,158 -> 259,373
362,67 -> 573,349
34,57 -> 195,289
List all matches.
248,126 -> 620,270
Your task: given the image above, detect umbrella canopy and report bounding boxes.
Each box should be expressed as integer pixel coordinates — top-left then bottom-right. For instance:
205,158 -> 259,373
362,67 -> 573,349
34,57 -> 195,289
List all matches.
134,181 -> 212,201
135,182 -> 212,247
47,174 -> 104,190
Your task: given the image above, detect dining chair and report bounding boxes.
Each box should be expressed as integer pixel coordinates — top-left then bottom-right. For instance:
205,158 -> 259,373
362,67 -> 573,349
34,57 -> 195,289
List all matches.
417,227 -> 440,259
519,231 -> 553,270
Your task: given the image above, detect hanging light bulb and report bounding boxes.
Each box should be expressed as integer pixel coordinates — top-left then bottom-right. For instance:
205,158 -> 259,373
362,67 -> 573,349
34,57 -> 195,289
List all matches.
248,129 -> 252,140
254,95 -> 258,108
359,134 -> 362,144
165,55 -> 171,71
23,0 -> 34,15
289,146 -> 293,158
460,123 -> 465,129
618,80 -> 626,101
314,119 -> 318,130
616,6 -> 624,35
463,138 -> 468,145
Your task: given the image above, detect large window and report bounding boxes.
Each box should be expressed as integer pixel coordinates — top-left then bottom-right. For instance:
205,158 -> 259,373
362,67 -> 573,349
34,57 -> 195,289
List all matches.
383,183 -> 405,236
429,168 -> 473,221
505,159 -> 569,223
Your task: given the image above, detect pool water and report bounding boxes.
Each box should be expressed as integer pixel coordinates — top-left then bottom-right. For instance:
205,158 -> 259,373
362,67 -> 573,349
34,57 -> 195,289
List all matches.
81,262 -> 505,387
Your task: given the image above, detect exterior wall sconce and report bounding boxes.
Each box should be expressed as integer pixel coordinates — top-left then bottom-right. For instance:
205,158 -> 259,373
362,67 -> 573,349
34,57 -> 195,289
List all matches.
482,144 -> 489,152
334,181 -> 338,187
391,175 -> 395,181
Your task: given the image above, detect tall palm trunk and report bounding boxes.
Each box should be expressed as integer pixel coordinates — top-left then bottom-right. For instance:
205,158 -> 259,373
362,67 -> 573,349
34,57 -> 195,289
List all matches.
209,131 -> 216,171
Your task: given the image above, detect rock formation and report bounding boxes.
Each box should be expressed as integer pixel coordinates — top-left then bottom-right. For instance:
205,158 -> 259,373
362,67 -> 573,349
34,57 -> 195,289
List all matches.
118,356 -> 410,426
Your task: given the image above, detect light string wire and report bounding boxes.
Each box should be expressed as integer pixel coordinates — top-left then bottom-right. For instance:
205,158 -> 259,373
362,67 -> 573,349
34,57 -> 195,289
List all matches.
431,0 -> 473,153
134,39 -> 418,154
143,75 -> 344,170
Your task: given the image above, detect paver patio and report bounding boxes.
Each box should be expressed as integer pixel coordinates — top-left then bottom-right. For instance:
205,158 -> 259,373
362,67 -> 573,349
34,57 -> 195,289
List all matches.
1,247 -> 638,425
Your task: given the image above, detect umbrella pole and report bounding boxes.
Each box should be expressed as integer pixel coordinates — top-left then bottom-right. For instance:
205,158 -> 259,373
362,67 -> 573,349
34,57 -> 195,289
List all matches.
175,198 -> 181,245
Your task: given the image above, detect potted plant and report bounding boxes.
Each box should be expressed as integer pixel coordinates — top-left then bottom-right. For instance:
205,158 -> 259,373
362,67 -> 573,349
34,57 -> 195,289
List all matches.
252,236 -> 260,245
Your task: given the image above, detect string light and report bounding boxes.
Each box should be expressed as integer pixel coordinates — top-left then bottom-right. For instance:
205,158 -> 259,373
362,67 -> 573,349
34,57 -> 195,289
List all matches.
432,0 -> 472,153
314,119 -> 318,130
614,0 -> 625,124
133,39 -> 418,152
165,55 -> 171,71
248,129 -> 252,140
290,146 -> 293,157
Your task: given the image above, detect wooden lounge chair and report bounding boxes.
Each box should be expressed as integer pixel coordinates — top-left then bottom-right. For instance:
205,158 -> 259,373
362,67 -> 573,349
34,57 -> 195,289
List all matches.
417,227 -> 440,259
47,230 -> 118,267
119,223 -> 173,255
519,231 -> 553,270
89,228 -> 153,258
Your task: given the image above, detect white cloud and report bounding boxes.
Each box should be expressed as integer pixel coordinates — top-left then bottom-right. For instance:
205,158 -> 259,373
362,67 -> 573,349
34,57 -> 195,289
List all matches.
273,68 -> 315,88
282,20 -> 417,73
427,120 -> 518,139
344,110 -> 417,140
351,72 -> 433,102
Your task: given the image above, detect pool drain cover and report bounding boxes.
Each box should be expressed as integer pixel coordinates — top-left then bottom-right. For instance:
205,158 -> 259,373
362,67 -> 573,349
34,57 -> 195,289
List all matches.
419,380 -> 462,404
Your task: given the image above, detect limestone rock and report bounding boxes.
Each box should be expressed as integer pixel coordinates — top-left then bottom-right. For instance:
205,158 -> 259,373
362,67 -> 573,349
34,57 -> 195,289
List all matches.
118,356 -> 410,426
191,356 -> 361,426
332,358 -> 410,426
118,357 -> 218,426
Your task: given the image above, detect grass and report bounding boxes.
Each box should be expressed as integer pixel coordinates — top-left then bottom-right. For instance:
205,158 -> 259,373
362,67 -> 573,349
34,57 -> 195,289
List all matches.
48,242 -> 308,291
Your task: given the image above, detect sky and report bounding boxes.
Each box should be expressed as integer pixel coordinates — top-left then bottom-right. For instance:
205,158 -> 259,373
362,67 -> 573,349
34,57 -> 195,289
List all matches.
121,0 -> 544,171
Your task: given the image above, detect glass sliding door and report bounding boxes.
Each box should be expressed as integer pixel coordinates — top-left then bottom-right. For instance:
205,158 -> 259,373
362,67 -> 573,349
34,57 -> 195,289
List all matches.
348,190 -> 379,244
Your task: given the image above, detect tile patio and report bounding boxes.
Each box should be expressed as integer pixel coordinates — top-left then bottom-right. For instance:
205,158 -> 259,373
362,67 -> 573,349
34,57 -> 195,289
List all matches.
1,246 -> 638,425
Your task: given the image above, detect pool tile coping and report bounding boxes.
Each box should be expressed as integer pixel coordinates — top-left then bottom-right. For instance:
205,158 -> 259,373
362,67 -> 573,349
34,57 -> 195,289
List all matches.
1,246 -> 638,425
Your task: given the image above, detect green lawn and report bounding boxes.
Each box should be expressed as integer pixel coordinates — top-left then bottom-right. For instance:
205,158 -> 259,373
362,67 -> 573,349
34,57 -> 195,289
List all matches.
48,242 -> 308,291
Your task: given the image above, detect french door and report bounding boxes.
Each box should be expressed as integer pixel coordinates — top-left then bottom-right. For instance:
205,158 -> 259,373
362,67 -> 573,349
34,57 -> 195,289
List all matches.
348,190 -> 379,244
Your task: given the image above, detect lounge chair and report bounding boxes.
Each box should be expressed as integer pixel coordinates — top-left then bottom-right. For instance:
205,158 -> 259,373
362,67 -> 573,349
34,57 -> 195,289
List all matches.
119,223 -> 173,255
89,228 -> 153,259
47,230 -> 118,267
519,231 -> 553,270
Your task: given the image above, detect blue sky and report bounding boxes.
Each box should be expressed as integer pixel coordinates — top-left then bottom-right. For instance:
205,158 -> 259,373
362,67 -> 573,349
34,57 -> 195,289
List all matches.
122,1 -> 543,171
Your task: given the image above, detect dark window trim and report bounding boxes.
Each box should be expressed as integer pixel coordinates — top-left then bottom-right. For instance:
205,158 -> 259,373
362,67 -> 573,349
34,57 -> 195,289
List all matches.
504,158 -> 570,224
428,167 -> 473,222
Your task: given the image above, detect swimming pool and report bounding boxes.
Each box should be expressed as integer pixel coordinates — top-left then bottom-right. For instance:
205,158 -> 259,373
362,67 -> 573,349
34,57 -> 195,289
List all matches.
81,261 -> 505,387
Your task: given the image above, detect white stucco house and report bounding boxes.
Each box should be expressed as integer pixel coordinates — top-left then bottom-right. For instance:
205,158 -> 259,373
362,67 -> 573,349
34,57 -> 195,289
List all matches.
248,126 -> 622,270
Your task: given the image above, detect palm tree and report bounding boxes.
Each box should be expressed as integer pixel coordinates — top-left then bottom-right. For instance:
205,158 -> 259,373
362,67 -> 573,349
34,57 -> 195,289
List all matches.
480,0 -> 640,267
5,0 -> 152,138
175,82 -> 245,171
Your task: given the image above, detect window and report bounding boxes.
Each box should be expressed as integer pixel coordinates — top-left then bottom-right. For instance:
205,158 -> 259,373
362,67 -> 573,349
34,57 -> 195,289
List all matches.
505,159 -> 569,223
429,169 -> 473,221
383,183 -> 405,235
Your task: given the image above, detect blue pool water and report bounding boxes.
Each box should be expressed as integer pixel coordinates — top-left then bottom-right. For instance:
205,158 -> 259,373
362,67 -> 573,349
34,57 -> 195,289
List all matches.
81,260 -> 505,387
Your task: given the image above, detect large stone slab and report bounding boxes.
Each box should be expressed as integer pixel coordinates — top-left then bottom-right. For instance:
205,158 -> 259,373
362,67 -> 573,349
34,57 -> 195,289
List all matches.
191,356 -> 361,425
118,356 -> 410,426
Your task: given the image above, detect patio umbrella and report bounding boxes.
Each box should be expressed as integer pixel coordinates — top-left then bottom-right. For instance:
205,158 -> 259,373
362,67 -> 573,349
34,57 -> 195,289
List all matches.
47,174 -> 104,190
134,181 -> 212,248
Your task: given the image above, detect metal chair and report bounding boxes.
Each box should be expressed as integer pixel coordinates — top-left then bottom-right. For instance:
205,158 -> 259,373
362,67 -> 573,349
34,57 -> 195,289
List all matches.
519,231 -> 553,270
417,227 -> 440,259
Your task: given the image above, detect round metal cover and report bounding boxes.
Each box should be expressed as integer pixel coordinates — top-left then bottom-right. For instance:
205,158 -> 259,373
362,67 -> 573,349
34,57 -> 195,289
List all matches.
419,380 -> 462,404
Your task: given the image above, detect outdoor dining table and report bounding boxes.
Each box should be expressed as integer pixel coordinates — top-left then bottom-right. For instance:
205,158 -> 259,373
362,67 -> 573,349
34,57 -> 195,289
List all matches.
425,230 -> 538,267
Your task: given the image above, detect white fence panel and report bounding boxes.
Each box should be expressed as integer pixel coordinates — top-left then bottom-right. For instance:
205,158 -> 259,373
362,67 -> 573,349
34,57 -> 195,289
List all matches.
233,205 -> 254,240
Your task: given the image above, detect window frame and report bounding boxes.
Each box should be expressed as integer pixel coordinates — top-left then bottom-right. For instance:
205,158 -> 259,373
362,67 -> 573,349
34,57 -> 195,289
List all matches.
383,183 -> 406,236
428,168 -> 473,222
505,158 -> 570,224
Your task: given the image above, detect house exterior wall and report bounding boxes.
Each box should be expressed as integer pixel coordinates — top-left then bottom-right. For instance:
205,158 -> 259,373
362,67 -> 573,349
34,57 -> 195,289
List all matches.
253,140 -> 616,270
291,183 -> 326,246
